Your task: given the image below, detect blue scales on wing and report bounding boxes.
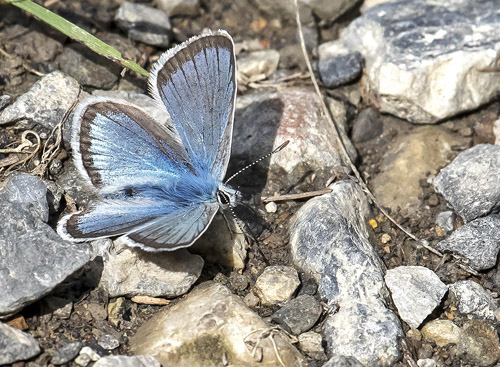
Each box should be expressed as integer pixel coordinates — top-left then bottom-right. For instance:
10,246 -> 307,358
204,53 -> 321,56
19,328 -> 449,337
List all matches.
149,30 -> 237,180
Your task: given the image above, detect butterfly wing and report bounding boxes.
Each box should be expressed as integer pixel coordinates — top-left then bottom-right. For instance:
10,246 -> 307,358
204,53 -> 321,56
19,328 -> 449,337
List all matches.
149,30 -> 237,180
58,197 -> 218,251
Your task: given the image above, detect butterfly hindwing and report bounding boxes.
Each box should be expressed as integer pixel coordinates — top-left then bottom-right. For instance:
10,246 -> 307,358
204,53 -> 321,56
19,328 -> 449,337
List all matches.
149,30 -> 237,180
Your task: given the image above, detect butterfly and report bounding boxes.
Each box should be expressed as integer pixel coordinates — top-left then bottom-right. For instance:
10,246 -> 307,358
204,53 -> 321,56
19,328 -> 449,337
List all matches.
57,30 -> 239,251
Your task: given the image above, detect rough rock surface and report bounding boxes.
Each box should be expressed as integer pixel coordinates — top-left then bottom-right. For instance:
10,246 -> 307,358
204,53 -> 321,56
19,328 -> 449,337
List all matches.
435,215 -> 500,271
342,0 -> 500,123
93,355 -> 161,367
434,144 -> 500,222
421,319 -> 462,347
254,265 -> 300,305
385,266 -> 448,328
290,180 -> 402,366
130,282 -> 306,367
0,322 -> 40,365
449,280 -> 498,320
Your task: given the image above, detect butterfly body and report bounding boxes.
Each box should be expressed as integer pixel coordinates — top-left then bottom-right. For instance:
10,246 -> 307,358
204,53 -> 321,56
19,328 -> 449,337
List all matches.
58,30 -> 237,251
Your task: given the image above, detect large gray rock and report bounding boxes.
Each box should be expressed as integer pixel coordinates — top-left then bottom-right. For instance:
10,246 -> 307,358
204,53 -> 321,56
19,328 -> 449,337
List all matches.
342,0 -> 500,123
290,180 -> 403,366
0,322 -> 40,365
385,266 -> 448,329
449,280 -> 498,320
0,71 -> 80,129
115,2 -> 171,47
232,89 -> 356,195
0,174 -> 91,316
434,144 -> 500,222
436,215 -> 500,271
130,282 -> 306,367
99,241 -> 203,298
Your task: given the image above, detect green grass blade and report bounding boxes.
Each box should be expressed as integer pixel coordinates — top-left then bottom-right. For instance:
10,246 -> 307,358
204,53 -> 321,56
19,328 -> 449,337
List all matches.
4,0 -> 149,77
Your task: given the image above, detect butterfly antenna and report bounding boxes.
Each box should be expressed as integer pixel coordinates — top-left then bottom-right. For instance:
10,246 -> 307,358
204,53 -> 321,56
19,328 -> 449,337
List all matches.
224,140 -> 290,184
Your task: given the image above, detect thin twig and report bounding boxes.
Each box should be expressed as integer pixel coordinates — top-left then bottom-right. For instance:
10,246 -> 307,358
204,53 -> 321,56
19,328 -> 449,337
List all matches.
262,188 -> 333,203
292,0 -> 442,257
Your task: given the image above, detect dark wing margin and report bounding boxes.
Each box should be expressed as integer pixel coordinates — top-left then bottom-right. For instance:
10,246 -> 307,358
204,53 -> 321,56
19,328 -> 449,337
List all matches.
149,30 -> 237,180
72,97 -> 193,191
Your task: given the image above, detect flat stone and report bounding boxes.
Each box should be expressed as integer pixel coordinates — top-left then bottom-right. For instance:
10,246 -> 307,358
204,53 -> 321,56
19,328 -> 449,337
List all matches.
435,215 -> 500,271
351,108 -> 383,143
57,43 -> 120,89
99,241 -> 203,298
271,295 -> 322,334
254,265 -> 300,305
130,282 -> 306,367
385,266 -> 448,329
290,180 -> 403,366
237,49 -> 280,82
93,355 -> 160,367
457,320 -> 500,367
371,126 -> 463,214
115,2 -> 170,47
421,319 -> 462,347
0,176 -> 91,316
0,322 -> 40,365
51,341 -> 83,365
231,88 -> 356,196
298,331 -> 327,360
342,0 -> 500,123
0,71 -> 80,129
449,280 -> 498,320
434,144 -> 500,222
156,0 -> 200,16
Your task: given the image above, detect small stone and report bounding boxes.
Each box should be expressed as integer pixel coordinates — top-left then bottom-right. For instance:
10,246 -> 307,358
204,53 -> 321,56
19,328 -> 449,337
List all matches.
244,292 -> 260,308
385,266 -> 448,328
434,144 -> 500,222
436,215 -> 500,271
271,295 -> 322,335
265,202 -> 277,213
418,344 -> 433,360
417,359 -> 437,367
448,280 -> 498,320
255,265 -> 300,305
351,108 -> 383,143
115,2 -> 171,47
322,355 -> 364,367
435,211 -> 455,233
427,193 -> 439,207
421,319 -> 462,347
156,0 -> 199,16
51,342 -> 82,365
98,334 -> 120,351
380,233 -> 391,244
457,320 -> 500,367
237,49 -> 280,82
0,71 -> 80,129
6,316 -> 28,331
319,52 -> 363,88
298,331 -> 327,360
0,322 -> 40,365
75,346 -> 100,366
57,161 -> 99,207
93,355 -> 161,367
108,297 -> 126,328
131,296 -> 170,305
297,278 -> 318,296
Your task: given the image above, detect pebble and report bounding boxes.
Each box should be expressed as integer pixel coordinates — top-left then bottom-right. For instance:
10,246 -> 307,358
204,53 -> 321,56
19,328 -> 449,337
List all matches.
130,282 -> 306,366
254,265 -> 300,305
434,144 -> 500,222
318,40 -> 363,88
271,295 -> 322,334
298,331 -> 327,360
290,180 -> 402,365
93,355 -> 161,367
448,280 -> 498,320
98,334 -> 120,351
457,320 -> 500,366
385,266 -> 448,328
99,241 -> 203,298
342,0 -> 500,123
51,342 -> 82,365
156,0 -> 199,16
421,319 -> 462,347
115,2 -> 171,47
350,108 -> 383,143
265,201 -> 277,213
75,346 -> 100,366
237,49 -> 280,82
0,322 -> 40,365
435,211 -> 455,233
0,71 -> 80,129
417,359 -> 437,367
436,215 -> 500,271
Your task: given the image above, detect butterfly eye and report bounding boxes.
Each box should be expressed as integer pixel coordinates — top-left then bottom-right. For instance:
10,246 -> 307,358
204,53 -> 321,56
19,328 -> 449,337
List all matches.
217,190 -> 231,207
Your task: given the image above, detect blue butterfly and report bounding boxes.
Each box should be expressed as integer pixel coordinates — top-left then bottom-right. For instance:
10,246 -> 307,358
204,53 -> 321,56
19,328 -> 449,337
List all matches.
57,30 -> 238,251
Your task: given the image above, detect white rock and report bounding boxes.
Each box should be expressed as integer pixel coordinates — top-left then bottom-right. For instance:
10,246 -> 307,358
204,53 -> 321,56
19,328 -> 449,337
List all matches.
237,49 -> 280,82
265,202 -> 277,213
255,265 -> 300,305
449,280 -> 498,320
93,355 -> 160,367
385,266 -> 448,328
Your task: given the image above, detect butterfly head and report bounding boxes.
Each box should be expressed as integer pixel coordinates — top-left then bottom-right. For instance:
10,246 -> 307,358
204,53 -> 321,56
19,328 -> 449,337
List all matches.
216,184 -> 240,210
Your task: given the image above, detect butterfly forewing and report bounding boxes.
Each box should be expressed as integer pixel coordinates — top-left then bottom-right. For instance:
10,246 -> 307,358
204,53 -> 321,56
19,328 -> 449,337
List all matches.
149,30 -> 237,180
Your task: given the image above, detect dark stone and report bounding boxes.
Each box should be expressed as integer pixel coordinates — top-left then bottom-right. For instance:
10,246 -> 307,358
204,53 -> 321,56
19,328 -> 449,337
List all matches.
271,295 -> 322,334
0,323 -> 40,365
51,341 -> 82,365
319,52 -> 363,88
351,108 -> 383,143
